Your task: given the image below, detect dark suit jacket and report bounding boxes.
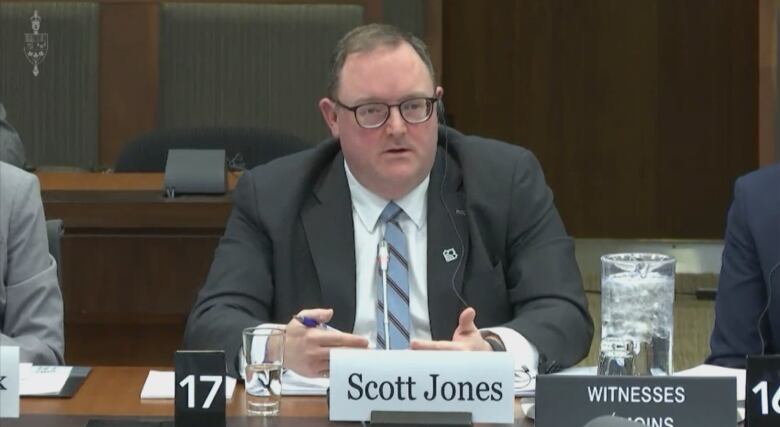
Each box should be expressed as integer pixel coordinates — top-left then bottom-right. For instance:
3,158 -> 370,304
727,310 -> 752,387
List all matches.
708,163 -> 780,367
183,127 -> 593,376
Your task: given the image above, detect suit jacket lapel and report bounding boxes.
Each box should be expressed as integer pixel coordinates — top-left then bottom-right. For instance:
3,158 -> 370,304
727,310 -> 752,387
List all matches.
426,146 -> 470,340
301,153 -> 357,333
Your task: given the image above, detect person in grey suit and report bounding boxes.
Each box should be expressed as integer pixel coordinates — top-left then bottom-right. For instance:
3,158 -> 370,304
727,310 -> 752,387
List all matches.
0,161 -> 64,364
184,24 -> 592,378
0,103 -> 26,168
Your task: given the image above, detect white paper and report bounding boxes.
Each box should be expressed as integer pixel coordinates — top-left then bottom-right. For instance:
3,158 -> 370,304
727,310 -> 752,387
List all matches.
19,364 -> 71,396
282,370 -> 328,395
140,370 -> 236,399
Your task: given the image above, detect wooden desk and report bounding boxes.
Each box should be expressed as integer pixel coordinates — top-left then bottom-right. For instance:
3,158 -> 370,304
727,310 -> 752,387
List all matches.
37,172 -> 240,191
21,367 -> 318,417
37,173 -> 238,366
12,367 -> 531,426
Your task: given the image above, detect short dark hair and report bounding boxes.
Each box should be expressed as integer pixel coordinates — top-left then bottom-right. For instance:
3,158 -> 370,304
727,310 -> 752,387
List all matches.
326,23 -> 436,99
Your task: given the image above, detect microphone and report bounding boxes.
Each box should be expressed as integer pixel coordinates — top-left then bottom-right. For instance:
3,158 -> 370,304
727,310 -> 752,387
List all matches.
378,240 -> 390,350
582,415 -> 644,427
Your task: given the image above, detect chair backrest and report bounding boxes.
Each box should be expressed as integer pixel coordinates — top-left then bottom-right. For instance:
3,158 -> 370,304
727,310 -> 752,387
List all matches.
159,3 -> 363,144
0,3 -> 99,168
45,219 -> 63,284
114,127 -> 311,173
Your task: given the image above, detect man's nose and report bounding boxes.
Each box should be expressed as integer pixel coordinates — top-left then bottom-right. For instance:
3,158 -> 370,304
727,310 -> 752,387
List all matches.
385,106 -> 407,136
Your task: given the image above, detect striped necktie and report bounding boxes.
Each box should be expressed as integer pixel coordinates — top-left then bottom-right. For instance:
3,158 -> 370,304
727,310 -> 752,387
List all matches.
376,202 -> 412,350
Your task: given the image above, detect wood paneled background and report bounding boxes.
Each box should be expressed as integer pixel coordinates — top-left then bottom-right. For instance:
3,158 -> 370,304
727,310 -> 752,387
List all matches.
443,0 -> 759,238
3,0 -> 771,366
3,0 -> 764,238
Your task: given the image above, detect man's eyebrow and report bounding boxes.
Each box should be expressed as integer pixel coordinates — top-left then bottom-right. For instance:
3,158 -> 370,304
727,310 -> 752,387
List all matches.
348,97 -> 383,105
350,92 -> 433,105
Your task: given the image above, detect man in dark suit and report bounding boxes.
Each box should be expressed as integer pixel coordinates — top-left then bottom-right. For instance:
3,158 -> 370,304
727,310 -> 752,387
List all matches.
184,24 -> 592,378
708,164 -> 780,367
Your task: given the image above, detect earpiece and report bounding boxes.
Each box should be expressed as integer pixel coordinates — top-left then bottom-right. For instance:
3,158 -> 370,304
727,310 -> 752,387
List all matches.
436,96 -> 467,309
436,97 -> 446,125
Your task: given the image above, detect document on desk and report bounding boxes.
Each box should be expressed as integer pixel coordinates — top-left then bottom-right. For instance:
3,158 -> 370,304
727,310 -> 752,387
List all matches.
282,370 -> 329,395
674,364 -> 745,401
140,371 -> 237,399
674,364 -> 746,422
19,363 -> 72,396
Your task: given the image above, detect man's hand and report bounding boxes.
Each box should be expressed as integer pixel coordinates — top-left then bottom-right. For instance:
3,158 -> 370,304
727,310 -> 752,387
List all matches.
283,308 -> 369,377
410,307 -> 492,351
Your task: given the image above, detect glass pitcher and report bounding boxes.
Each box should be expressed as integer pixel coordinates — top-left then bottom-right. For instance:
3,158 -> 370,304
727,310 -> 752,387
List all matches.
598,253 -> 675,376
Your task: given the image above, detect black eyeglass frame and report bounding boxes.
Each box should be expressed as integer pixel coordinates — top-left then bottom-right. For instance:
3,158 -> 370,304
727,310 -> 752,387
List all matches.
334,97 -> 439,129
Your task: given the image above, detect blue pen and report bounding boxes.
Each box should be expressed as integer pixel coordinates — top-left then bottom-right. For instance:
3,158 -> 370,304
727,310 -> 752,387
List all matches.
295,315 -> 336,330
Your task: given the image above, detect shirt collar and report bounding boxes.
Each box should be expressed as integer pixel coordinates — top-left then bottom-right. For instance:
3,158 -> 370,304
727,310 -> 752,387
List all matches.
344,160 -> 429,232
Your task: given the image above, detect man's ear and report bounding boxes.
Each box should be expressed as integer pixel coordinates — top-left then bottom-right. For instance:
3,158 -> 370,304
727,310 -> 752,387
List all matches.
318,98 -> 339,138
435,86 -> 445,124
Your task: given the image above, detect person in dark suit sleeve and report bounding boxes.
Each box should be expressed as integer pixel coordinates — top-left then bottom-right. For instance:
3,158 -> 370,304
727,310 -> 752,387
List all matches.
708,163 -> 780,368
184,23 -> 592,378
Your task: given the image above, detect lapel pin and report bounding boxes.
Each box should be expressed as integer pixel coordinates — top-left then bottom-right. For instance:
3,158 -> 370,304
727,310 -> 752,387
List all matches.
455,209 -> 466,216
442,248 -> 458,263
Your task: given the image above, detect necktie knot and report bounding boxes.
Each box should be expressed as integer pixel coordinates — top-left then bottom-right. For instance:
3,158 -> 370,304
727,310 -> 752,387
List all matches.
380,201 -> 403,224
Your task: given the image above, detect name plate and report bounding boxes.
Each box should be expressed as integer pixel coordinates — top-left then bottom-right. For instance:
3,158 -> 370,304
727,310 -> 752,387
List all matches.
536,375 -> 736,427
174,350 -> 226,427
746,355 -> 780,427
329,349 -> 514,424
0,346 -> 20,418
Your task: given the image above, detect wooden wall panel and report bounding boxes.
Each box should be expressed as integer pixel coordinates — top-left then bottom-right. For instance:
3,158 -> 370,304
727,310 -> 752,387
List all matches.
61,235 -> 218,322
443,0 -> 758,238
759,0 -> 778,165
42,185 -> 230,366
656,0 -> 757,237
10,0 -> 443,170
91,0 -> 440,170
59,232 -> 222,365
99,2 -> 160,167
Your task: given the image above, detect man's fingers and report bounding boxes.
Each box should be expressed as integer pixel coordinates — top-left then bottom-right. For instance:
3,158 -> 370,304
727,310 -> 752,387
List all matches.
456,307 -> 478,334
295,308 -> 334,323
410,339 -> 463,351
320,331 -> 368,348
313,330 -> 369,348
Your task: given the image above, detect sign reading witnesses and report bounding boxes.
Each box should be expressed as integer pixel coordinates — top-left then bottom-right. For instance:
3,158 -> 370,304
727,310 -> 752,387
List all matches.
746,355 -> 780,427
175,350 -> 226,427
0,346 -> 19,418
536,375 -> 735,427
329,349 -> 514,424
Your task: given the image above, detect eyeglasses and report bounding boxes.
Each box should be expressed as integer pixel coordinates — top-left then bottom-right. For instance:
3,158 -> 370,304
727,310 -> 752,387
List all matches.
335,97 -> 438,129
